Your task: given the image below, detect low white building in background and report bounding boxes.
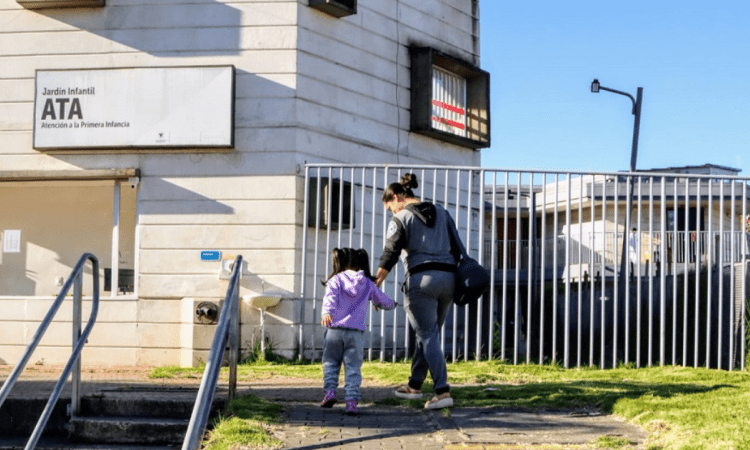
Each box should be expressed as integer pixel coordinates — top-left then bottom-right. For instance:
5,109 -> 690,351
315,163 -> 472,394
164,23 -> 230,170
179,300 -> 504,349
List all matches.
0,0 -> 490,366
483,164 -> 750,281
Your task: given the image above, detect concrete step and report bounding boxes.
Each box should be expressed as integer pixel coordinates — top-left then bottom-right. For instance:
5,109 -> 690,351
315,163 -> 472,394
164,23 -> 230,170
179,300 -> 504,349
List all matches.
80,391 -> 200,419
69,416 -> 189,445
0,436 -> 176,450
0,398 -> 68,436
1,387 -> 225,446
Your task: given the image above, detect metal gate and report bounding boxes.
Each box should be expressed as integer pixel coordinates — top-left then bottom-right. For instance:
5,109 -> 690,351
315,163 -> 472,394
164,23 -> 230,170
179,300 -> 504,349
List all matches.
299,164 -> 749,370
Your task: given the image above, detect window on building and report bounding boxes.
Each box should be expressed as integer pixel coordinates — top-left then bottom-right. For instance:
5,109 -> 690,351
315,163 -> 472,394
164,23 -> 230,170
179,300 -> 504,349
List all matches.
677,207 -> 703,232
17,0 -> 104,9
307,177 -> 353,230
0,174 -> 137,298
432,66 -> 467,139
410,46 -> 490,149
308,0 -> 356,18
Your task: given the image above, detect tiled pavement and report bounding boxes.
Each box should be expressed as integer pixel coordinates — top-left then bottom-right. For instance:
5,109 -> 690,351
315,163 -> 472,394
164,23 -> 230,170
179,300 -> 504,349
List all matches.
1,366 -> 648,449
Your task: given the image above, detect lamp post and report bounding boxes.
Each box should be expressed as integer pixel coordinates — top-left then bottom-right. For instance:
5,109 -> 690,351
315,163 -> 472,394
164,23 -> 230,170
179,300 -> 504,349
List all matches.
591,79 -> 643,307
590,79 -> 643,172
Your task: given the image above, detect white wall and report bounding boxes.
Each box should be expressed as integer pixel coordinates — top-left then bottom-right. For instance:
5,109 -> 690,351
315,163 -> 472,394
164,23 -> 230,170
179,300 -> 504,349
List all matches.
296,0 -> 481,166
0,0 -> 484,364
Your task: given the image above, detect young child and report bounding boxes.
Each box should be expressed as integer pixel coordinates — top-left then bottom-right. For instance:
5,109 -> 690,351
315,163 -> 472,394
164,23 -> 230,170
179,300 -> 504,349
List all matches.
320,248 -> 396,415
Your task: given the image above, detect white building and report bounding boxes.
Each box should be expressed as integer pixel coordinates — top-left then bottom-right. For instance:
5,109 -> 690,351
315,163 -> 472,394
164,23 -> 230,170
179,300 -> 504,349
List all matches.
0,0 -> 490,366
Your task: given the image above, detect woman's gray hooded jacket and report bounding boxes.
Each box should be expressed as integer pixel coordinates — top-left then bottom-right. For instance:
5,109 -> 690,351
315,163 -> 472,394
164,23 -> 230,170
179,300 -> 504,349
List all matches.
378,202 -> 464,275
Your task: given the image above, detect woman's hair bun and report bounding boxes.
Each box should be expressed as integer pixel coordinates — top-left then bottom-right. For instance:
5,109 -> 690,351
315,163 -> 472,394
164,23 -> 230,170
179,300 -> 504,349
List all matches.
400,173 -> 418,190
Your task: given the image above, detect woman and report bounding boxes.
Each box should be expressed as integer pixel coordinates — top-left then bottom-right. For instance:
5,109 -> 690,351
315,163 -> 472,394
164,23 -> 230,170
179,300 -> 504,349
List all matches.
375,173 -> 457,410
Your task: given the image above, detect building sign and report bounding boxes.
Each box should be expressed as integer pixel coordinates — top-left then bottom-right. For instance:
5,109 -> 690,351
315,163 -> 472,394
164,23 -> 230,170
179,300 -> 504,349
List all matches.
33,66 -> 234,150
200,250 -> 222,261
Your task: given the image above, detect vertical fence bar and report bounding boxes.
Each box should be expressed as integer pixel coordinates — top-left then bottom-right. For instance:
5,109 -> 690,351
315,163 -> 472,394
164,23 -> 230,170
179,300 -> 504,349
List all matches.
502,172 -> 509,362
718,181 -> 725,369
478,170 -> 486,361
694,178 -> 702,368
648,176 -> 654,367
539,173 -> 546,364
437,169 -> 444,354
337,167 -> 344,249
564,174 -> 571,368
526,173 -> 534,364
707,178 -> 713,368
671,177 -> 678,366
111,183 -> 120,299
743,181 -> 747,371
589,174 -> 595,366
382,168 -> 393,363
446,170 -> 453,360
622,175 -> 636,364
625,174 -> 632,365
514,172 -> 522,365
553,173 -> 559,363
369,167 -> 378,361
318,167 -> 335,361
467,169 -> 474,361
729,180 -> 735,371
454,170 -> 461,362
577,175 -> 584,368
636,177 -> 643,368
682,177 -> 689,366
387,168 -> 403,363
489,172 -> 498,359
359,168 -> 366,249
600,175 -> 606,369
299,167 -> 311,360
348,168 -> 354,248
660,177 -> 666,366
613,176 -> 620,369
311,168 -> 323,360
742,181 -> 747,371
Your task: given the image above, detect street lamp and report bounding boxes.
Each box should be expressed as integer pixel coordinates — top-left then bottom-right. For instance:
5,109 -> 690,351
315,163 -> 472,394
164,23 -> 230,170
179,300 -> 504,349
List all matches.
591,79 -> 644,329
590,79 -> 643,172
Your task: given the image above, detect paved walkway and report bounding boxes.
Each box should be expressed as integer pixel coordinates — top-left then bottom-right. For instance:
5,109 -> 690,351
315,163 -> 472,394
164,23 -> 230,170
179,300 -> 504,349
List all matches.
0,365 -> 648,449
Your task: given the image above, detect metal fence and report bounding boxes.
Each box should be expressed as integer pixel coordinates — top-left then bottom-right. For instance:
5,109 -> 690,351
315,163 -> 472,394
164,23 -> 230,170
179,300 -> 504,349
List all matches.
300,164 -> 750,370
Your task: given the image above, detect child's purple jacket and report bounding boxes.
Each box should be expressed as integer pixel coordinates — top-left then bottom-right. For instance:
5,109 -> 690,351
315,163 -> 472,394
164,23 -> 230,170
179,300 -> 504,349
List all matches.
322,270 -> 396,330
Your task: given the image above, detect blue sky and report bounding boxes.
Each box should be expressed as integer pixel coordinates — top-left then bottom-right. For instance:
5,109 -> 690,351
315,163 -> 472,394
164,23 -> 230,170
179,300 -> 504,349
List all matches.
479,1 -> 750,176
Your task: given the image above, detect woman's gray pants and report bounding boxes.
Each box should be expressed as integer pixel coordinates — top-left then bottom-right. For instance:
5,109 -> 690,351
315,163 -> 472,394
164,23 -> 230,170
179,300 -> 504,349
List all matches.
403,270 -> 455,395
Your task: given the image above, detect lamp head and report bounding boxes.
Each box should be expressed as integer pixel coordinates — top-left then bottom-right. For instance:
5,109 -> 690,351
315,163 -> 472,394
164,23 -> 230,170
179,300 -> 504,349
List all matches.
591,79 -> 600,93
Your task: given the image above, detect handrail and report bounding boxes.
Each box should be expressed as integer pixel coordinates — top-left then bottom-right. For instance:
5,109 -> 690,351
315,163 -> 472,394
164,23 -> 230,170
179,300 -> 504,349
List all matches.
182,255 -> 243,450
0,253 -> 99,450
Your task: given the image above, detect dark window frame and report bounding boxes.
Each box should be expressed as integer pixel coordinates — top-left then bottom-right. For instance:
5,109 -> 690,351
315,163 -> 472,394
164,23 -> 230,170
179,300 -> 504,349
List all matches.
17,0 -> 104,8
307,177 -> 354,231
308,0 -> 356,18
410,46 -> 491,149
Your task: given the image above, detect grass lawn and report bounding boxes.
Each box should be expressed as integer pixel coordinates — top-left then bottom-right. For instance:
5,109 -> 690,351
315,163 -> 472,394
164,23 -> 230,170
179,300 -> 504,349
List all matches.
153,361 -> 750,449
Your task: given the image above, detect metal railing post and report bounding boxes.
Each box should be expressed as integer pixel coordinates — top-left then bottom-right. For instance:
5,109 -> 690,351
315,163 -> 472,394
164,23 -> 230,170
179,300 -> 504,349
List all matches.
71,270 -> 83,416
183,255 -> 243,450
228,268 -> 241,401
0,253 -> 99,450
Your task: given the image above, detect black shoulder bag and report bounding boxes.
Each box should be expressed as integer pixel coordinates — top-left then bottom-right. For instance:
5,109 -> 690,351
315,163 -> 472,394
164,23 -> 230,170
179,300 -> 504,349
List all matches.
445,210 -> 490,307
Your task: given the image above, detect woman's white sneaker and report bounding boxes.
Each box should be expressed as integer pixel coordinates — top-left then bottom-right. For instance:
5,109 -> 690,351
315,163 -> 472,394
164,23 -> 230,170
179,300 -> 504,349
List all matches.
394,384 -> 423,399
424,393 -> 453,409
